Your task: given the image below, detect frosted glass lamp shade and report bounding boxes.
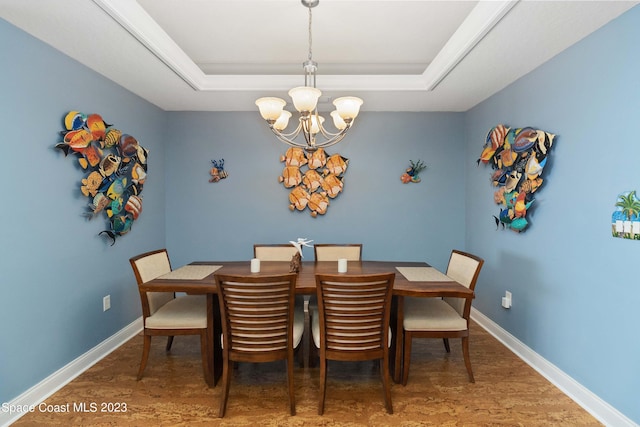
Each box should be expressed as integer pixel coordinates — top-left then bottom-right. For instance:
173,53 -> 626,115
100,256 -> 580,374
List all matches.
256,97 -> 286,121
273,110 -> 292,131
288,86 -> 322,113
330,111 -> 347,130
333,96 -> 363,121
309,115 -> 325,134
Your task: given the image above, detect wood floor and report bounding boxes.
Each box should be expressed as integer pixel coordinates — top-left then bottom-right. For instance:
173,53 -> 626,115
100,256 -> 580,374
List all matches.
13,321 -> 600,426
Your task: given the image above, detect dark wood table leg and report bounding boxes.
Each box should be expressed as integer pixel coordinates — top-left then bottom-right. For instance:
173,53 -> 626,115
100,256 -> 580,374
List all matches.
206,293 -> 215,387
206,293 -> 223,387
212,294 -> 223,385
393,295 -> 405,384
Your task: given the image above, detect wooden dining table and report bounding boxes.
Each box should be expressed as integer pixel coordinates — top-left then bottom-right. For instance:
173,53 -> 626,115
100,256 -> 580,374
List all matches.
140,260 -> 474,386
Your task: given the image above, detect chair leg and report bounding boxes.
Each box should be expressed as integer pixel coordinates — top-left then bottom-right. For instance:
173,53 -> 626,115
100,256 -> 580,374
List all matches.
443,337 -> 450,353
402,331 -> 412,386
461,336 -> 475,383
218,358 -> 232,417
287,355 -> 296,415
199,331 -> 212,388
294,341 -> 304,368
166,336 -> 174,351
137,334 -> 152,380
380,358 -> 393,414
318,357 -> 327,415
309,342 -> 318,368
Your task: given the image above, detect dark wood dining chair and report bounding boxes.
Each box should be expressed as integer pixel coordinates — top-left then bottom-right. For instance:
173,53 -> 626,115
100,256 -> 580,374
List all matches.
215,273 -> 300,417
309,243 -> 363,366
253,243 -> 306,366
402,249 -> 484,385
313,273 -> 396,415
313,243 -> 363,261
129,249 -> 210,385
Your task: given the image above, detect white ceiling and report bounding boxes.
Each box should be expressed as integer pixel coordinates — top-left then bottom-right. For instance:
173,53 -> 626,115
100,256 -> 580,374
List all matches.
1,0 -> 637,112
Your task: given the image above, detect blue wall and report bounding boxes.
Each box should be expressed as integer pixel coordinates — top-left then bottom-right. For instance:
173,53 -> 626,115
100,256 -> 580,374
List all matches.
1,4 -> 639,424
0,20 -> 167,402
465,5 -> 640,423
164,111 -> 465,270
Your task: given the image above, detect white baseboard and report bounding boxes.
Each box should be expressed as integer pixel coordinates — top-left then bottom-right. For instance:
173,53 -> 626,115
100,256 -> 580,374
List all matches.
0,318 -> 142,427
471,308 -> 637,427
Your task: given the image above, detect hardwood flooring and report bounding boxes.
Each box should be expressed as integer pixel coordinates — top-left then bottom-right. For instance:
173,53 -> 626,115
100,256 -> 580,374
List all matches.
13,321 -> 600,426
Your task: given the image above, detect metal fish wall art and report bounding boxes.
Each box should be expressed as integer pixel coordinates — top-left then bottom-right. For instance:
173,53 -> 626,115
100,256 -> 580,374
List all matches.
55,111 -> 149,245
401,160 -> 426,183
478,124 -> 556,232
209,159 -> 228,182
279,147 -> 348,217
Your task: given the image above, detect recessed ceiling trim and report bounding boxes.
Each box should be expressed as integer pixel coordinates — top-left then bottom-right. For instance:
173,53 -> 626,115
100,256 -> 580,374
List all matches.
93,0 -> 206,90
93,0 -> 517,93
422,0 -> 519,91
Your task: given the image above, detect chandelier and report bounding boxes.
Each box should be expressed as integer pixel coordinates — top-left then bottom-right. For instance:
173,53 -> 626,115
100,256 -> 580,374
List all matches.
255,0 -> 363,153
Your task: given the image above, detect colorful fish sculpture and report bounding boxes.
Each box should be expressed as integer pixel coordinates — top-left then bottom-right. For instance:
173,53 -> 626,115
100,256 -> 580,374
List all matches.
479,124 -> 555,232
56,110 -> 148,245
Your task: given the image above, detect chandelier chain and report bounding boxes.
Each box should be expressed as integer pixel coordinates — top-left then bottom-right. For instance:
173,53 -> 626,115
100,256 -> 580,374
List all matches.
307,6 -> 313,62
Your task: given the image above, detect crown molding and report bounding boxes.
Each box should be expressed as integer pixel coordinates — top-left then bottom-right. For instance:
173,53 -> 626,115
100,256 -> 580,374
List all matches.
93,0 -> 517,93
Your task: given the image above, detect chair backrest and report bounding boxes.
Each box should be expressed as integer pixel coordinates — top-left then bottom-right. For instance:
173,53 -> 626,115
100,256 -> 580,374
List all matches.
129,249 -> 174,316
444,250 -> 484,316
314,244 -> 362,261
216,273 -> 298,362
315,273 -> 395,360
253,244 -> 299,261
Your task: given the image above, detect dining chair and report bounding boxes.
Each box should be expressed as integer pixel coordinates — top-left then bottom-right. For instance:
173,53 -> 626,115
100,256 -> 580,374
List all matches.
129,249 -> 210,385
402,249 -> 484,385
215,273 -> 301,417
253,243 -> 299,261
313,273 -> 396,415
309,243 -> 363,366
313,243 -> 362,261
253,243 -> 306,366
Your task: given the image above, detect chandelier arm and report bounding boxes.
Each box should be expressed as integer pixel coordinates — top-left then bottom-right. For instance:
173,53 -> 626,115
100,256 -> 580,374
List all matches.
313,132 -> 348,150
271,122 -> 303,139
269,127 -> 314,150
317,122 -> 350,139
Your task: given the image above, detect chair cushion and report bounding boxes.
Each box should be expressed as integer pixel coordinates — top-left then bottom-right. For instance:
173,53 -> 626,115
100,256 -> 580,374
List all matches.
293,303 -> 304,349
311,307 -> 391,348
403,297 -> 467,331
145,295 -> 207,329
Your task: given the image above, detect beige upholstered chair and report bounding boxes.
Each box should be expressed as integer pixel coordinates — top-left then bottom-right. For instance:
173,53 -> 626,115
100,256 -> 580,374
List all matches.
129,249 -> 210,384
253,244 -> 299,261
253,244 -> 306,364
313,243 -> 362,261
402,250 -> 484,385
215,273 -> 301,417
313,273 -> 395,415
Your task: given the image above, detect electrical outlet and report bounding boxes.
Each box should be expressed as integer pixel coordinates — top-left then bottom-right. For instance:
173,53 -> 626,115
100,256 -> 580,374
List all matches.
103,295 -> 111,312
502,291 -> 512,309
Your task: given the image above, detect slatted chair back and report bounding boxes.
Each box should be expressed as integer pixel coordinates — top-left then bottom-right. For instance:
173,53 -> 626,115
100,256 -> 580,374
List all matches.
215,273 -> 299,417
315,272 -> 395,414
